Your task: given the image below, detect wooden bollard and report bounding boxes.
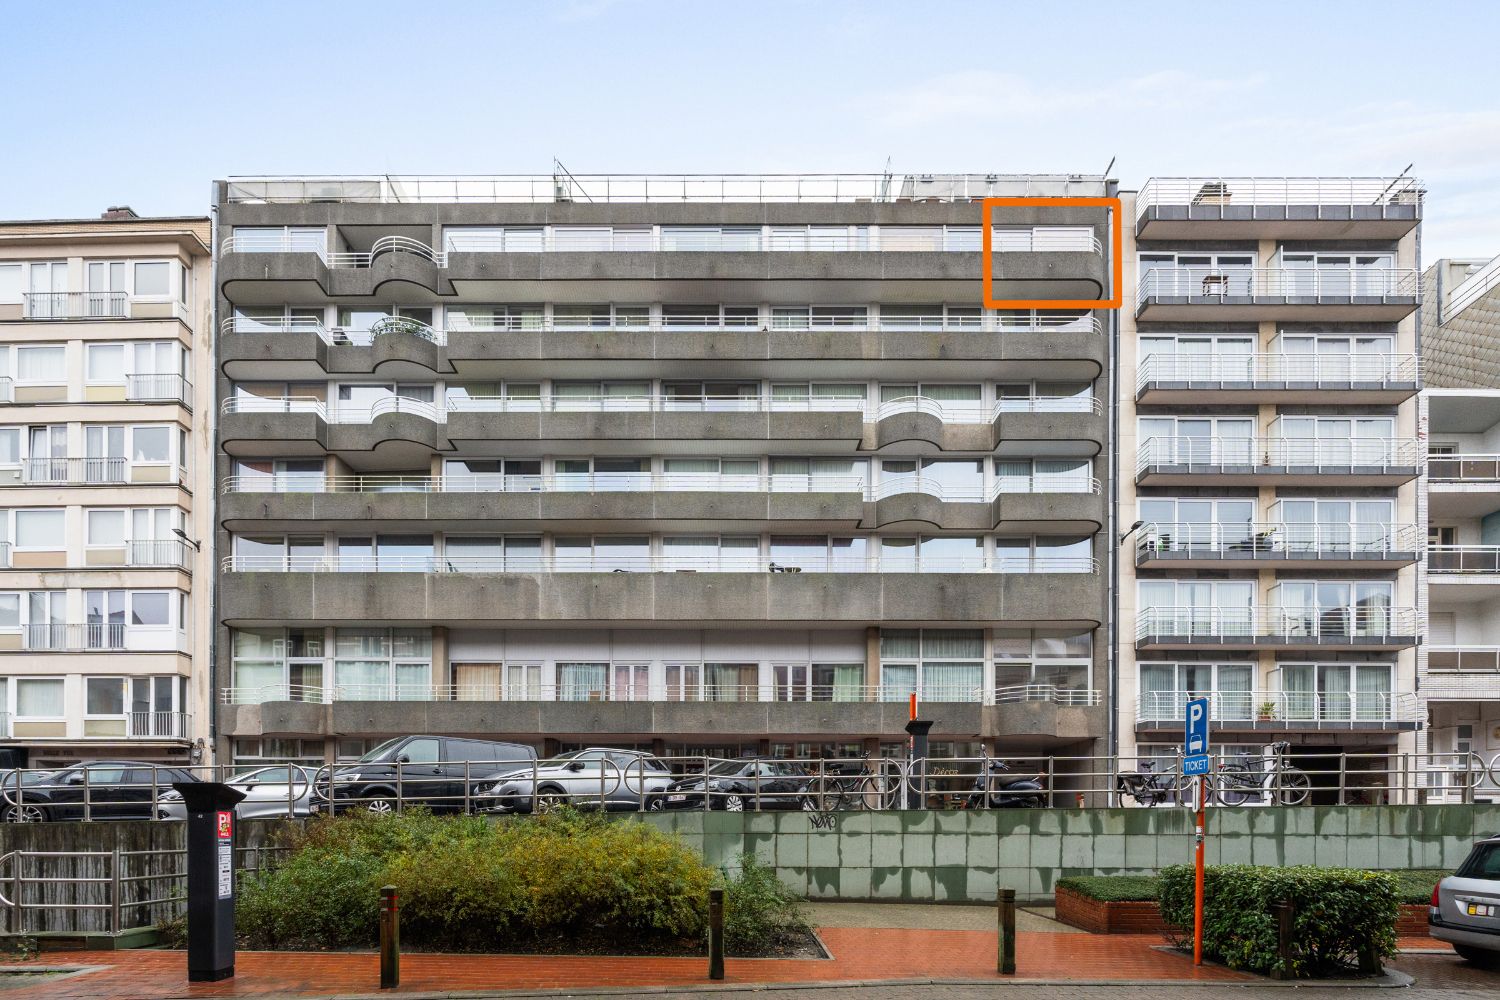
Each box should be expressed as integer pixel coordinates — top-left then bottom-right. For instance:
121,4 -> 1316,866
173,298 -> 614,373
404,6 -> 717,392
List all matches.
708,887 -> 725,980
379,885 -> 400,989
1270,900 -> 1293,980
997,887 -> 1016,974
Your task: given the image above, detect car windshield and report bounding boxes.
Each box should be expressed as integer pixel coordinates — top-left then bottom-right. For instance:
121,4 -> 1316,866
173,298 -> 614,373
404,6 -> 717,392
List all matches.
543,751 -> 586,766
356,738 -> 408,763
707,760 -> 751,776
1458,843 -> 1500,879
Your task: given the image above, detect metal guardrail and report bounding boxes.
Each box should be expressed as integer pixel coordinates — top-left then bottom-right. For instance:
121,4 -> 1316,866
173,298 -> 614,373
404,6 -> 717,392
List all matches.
1138,267 -> 1420,301
124,373 -> 194,407
1136,521 -> 1423,560
1136,436 -> 1422,475
11,624 -> 188,654
1136,352 -> 1421,387
220,553 -> 1101,575
1136,689 -> 1420,727
20,291 -> 128,320
1428,647 -> 1500,672
1443,252 -> 1500,322
1135,176 -> 1425,219
1134,606 -> 1420,644
2,457 -> 186,487
1429,454 -> 1500,482
1429,545 -> 1500,574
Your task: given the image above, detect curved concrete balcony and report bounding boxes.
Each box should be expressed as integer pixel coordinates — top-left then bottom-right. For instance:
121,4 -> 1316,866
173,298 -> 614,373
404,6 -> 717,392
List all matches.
1134,176 -> 1423,240
871,396 -> 1104,456
219,235 -> 450,303
1135,437 -> 1421,486
1135,522 -> 1423,569
1134,352 -> 1420,405
987,238 -> 1110,302
1136,267 -> 1419,321
218,562 -> 1104,629
1134,606 -> 1418,651
218,473 -> 1105,534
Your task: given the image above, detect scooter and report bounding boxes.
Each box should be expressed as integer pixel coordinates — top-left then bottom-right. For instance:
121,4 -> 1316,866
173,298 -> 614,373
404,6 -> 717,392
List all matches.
967,758 -> 1046,809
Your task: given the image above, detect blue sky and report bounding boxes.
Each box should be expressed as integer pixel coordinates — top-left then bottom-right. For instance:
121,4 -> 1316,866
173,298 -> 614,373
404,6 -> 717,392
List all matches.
1,0 -> 1497,259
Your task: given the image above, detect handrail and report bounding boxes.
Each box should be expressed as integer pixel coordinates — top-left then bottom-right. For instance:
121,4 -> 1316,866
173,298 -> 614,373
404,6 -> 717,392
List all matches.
1135,688 -> 1420,725
1428,545 -> 1500,574
1136,352 -> 1421,386
1134,605 -> 1419,642
1138,266 -> 1420,300
1429,453 -> 1500,482
1444,253 -> 1500,322
1136,436 -> 1422,474
1135,176 -> 1424,220
20,290 -> 129,320
9,623 -> 189,653
1137,521 -> 1424,558
3,456 -> 184,487
1428,646 -> 1500,673
222,553 -> 1101,575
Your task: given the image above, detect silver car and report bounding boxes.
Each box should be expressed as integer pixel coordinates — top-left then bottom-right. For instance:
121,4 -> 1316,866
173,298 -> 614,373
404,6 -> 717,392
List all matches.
477,749 -> 672,813
1430,834 -> 1500,965
157,765 -> 315,820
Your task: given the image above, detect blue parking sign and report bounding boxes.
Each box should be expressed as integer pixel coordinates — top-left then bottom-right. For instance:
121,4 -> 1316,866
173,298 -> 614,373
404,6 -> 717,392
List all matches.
1184,697 -> 1209,756
1183,754 -> 1211,776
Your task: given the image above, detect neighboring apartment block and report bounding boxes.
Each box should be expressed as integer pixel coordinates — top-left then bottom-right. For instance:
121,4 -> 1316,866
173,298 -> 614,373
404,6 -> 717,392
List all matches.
211,173 -> 1113,769
1421,252 -> 1500,800
1117,177 -> 1427,797
0,209 -> 214,769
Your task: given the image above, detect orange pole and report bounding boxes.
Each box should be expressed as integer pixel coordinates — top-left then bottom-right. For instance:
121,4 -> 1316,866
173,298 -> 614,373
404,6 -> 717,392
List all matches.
1194,776 -> 1205,966
908,692 -> 917,720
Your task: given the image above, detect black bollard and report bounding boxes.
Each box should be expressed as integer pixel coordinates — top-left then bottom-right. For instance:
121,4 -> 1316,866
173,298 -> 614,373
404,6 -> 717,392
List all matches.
380,885 -> 400,988
997,887 -> 1016,974
1271,900 -> 1294,979
708,887 -> 725,980
175,782 -> 247,983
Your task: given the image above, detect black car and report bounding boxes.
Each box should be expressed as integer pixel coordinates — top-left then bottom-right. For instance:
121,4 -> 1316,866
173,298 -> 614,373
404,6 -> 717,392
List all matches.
4,760 -> 198,822
317,735 -> 537,814
662,759 -> 814,812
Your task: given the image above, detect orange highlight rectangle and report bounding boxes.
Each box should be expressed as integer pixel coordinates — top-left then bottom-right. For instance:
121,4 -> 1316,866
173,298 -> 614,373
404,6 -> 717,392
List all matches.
981,196 -> 1123,310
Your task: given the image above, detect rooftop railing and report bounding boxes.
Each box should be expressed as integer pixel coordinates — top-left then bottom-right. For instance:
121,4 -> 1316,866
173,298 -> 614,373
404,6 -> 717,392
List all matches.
1137,521 -> 1423,560
1136,436 -> 1422,475
1138,267 -> 1419,301
1136,688 -> 1419,726
1428,545 -> 1500,575
20,291 -> 128,320
1444,253 -> 1500,322
1135,606 -> 1418,643
1136,352 -> 1421,386
225,173 -> 1109,204
222,552 -> 1100,575
1429,454 -> 1500,482
1135,176 -> 1424,220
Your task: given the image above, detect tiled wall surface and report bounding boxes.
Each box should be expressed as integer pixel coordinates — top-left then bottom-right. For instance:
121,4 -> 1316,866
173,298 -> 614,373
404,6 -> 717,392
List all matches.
636,805 -> 1495,902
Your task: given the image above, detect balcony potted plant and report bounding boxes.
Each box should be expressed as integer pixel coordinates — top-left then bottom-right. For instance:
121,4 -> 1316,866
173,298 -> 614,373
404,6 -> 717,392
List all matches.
1257,700 -> 1278,722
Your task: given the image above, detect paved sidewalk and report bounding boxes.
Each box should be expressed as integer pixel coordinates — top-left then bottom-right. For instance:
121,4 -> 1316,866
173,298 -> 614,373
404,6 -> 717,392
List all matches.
804,901 -> 1083,932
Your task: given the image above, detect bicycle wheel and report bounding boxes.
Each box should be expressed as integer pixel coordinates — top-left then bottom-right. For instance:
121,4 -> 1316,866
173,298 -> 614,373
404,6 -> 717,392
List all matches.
1213,771 -> 1257,807
1275,768 -> 1311,806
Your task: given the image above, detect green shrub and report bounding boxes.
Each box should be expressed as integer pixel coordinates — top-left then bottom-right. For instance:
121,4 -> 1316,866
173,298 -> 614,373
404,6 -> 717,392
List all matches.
235,809 -> 801,955
1388,869 -> 1449,905
718,855 -> 812,952
1159,864 -> 1398,978
1056,875 -> 1160,902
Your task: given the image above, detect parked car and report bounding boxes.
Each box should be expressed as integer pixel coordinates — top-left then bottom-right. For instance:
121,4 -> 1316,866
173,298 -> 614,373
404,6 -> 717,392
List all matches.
3,761 -> 198,822
476,748 -> 673,813
662,759 -> 814,811
157,765 -> 315,821
315,736 -> 537,814
1,769 -> 61,823
1430,833 -> 1500,965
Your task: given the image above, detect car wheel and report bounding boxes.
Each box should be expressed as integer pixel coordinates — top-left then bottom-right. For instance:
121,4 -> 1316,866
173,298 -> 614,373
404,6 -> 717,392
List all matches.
364,797 -> 396,816
537,787 -> 568,812
722,793 -> 745,812
646,796 -> 665,812
4,804 -> 45,824
800,795 -> 820,811
1454,944 -> 1499,967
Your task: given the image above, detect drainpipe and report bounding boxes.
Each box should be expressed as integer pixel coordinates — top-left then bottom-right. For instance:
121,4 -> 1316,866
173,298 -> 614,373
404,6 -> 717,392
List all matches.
1105,178 -> 1121,765
206,188 -> 220,765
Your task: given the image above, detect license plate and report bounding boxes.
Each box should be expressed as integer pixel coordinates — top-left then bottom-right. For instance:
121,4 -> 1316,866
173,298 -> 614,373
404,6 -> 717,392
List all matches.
1467,902 -> 1497,917
667,795 -> 687,802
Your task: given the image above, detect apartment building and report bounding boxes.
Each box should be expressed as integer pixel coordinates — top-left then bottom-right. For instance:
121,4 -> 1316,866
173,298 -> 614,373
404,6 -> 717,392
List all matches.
1421,252 -> 1500,800
0,209 -> 214,770
211,173 -> 1113,769
1118,177 -> 1427,798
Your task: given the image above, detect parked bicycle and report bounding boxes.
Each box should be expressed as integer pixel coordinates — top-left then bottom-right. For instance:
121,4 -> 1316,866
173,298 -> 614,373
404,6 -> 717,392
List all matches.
1213,741 -> 1311,806
1116,757 -> 1182,807
804,755 -> 899,811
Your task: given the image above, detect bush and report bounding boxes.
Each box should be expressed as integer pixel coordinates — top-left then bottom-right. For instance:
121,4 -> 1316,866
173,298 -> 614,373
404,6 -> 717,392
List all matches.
1388,869 -> 1449,905
1055,875 -> 1159,902
1159,864 -> 1398,978
236,810 -> 803,956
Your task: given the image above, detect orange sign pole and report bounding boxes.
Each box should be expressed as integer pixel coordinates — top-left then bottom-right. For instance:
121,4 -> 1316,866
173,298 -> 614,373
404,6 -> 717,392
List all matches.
908,692 -> 917,720
1194,776 -> 1206,966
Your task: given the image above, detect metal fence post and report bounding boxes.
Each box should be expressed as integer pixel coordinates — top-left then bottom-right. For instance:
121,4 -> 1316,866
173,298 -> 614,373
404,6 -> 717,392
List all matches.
110,845 -> 122,936
707,886 -> 725,980
1270,899 -> 1294,979
379,885 -> 400,988
997,887 -> 1016,974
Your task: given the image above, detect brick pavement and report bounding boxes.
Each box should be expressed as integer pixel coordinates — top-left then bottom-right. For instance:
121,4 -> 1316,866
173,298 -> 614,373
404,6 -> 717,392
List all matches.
0,928 -> 1250,999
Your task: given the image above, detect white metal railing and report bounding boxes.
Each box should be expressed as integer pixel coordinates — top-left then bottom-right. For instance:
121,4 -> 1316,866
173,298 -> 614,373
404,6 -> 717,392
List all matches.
20,291 -> 128,320
1445,253 -> 1500,322
218,232 -> 327,255
1138,267 -> 1419,301
1135,606 -> 1419,643
988,230 -> 1103,254
12,457 -> 128,485
13,623 -> 149,652
1428,545 -> 1500,575
124,373 -> 193,407
1136,352 -> 1421,387
1137,522 -> 1422,560
126,711 -> 191,738
1428,647 -> 1500,673
1429,453 -> 1500,482
993,684 -> 1101,706
225,173 -> 1109,205
222,552 -> 1100,575
1136,436 -> 1421,475
125,538 -> 191,568
1135,176 -> 1425,219
1135,688 -> 1418,726
222,393 -> 1097,425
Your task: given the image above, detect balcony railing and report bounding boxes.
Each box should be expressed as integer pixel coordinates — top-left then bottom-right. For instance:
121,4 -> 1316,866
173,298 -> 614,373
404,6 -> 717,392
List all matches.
1136,436 -> 1421,475
1428,647 -> 1500,673
7,457 -> 183,486
1135,606 -> 1419,644
1137,522 -> 1422,560
1138,267 -> 1419,301
20,291 -> 128,320
1428,545 -> 1500,575
222,393 -> 1099,425
225,173 -> 1108,205
1136,352 -> 1420,387
1443,253 -> 1500,323
1135,176 -> 1424,220
220,681 -> 1098,707
1136,688 -> 1418,726
1429,454 -> 1500,483
13,623 -> 183,652
222,552 -> 1100,575
125,538 -> 191,568
221,471 -> 1103,501
124,373 -> 194,407
123,711 -> 191,739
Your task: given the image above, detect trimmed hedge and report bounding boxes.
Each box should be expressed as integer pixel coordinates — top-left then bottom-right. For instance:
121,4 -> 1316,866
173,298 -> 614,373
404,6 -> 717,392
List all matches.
1159,864 -> 1398,978
1054,875 -> 1160,903
1389,869 -> 1449,905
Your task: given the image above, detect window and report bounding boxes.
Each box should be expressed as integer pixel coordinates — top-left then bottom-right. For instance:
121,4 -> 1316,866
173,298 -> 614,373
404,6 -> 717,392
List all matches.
993,629 -> 1093,697
15,509 -> 64,550
86,677 -> 126,716
133,262 -> 170,297
87,510 -> 126,547
16,679 -> 64,718
86,344 -> 125,383
16,345 -> 65,383
1137,662 -> 1253,721
130,592 -> 171,627
879,629 -> 983,702
1138,415 -> 1256,465
1138,579 -> 1256,636
0,594 -> 18,630
179,262 -> 190,305
232,226 -> 326,254
0,263 -> 20,303
131,426 -> 171,463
